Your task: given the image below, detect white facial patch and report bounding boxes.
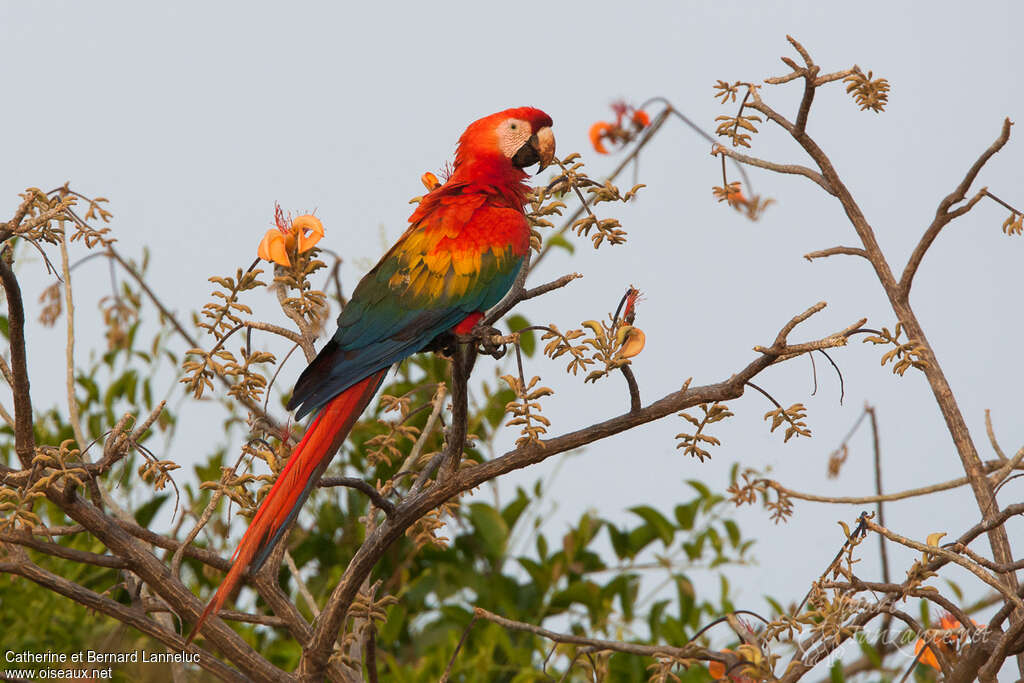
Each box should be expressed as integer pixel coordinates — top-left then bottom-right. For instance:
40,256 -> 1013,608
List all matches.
497,118 -> 532,159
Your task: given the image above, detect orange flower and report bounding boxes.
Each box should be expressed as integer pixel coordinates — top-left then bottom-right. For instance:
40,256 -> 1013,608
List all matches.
421,171 -> 441,191
707,649 -> 755,681
257,204 -> 324,268
589,121 -> 612,154
589,101 -> 651,155
713,182 -> 747,209
914,639 -> 942,672
618,327 -> 646,358
913,613 -> 984,671
708,653 -> 729,680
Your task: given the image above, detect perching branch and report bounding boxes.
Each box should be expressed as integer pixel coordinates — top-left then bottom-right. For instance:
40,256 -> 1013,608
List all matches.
296,304 -> 862,679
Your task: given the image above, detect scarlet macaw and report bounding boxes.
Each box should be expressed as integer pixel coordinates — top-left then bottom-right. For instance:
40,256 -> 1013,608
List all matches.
191,107 -> 555,639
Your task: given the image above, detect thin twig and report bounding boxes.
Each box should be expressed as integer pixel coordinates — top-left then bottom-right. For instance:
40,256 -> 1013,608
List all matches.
985,409 -> 1009,462
716,145 -> 834,195
803,245 -> 869,261
899,119 -> 1013,296
470,606 -> 718,663
866,405 -> 892,649
761,457 -> 1021,504
439,615 -> 478,683
284,549 -> 320,618
59,222 -> 89,452
318,477 -> 396,516
395,383 -> 447,482
864,517 -> 1024,610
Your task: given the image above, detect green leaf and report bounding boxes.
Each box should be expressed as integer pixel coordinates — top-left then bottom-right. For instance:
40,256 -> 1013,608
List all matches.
687,479 -> 712,499
546,233 -> 575,254
501,487 -> 531,529
719,574 -> 735,613
764,595 -> 786,617
659,616 -> 689,646
549,580 -> 600,615
506,314 -> 536,357
856,632 -> 882,667
723,519 -> 741,548
606,524 -> 631,559
377,603 -> 406,644
647,599 -> 670,641
675,574 -> 695,624
76,374 -> 100,404
134,494 -> 167,527
626,524 -> 659,556
603,574 -> 638,622
682,534 -> 706,561
517,557 -> 550,594
706,526 -> 723,554
674,499 -> 700,531
628,505 -> 675,546
485,387 -> 516,428
468,503 -> 508,560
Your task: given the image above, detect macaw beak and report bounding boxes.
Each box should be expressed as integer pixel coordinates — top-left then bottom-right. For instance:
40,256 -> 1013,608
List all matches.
512,126 -> 556,172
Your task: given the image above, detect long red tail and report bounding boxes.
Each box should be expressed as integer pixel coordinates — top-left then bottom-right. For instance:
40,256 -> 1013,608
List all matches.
188,369 -> 387,642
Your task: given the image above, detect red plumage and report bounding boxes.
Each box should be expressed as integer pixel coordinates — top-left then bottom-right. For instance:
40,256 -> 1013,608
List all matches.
188,370 -> 386,642
188,107 -> 553,645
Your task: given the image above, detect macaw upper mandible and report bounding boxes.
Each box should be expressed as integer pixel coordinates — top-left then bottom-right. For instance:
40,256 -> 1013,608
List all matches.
190,107 -> 555,641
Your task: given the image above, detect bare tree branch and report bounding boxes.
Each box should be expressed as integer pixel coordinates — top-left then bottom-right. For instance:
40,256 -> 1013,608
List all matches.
899,119 -> 1013,297
715,145 -> 834,194
803,245 -> 869,261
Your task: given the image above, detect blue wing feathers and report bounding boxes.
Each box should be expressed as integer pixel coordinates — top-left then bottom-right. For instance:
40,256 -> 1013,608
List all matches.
287,193 -> 526,420
288,260 -> 521,420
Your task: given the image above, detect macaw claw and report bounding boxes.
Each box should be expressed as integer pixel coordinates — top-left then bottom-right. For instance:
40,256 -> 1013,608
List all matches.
473,326 -> 507,360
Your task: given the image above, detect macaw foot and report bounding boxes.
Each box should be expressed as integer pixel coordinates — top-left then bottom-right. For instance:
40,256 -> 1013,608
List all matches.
423,331 -> 458,357
468,325 -> 507,360
425,326 -> 507,360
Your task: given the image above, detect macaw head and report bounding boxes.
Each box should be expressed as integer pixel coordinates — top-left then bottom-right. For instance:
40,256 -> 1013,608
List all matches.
453,107 -> 555,180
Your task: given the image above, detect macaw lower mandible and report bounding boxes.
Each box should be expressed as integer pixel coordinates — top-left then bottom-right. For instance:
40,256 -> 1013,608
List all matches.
190,107 -> 555,640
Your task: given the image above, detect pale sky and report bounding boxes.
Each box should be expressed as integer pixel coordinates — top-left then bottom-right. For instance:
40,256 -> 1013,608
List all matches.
3,1 -> 1023,674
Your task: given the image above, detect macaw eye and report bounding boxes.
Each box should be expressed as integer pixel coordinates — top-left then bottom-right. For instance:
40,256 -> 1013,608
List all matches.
497,118 -> 532,159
